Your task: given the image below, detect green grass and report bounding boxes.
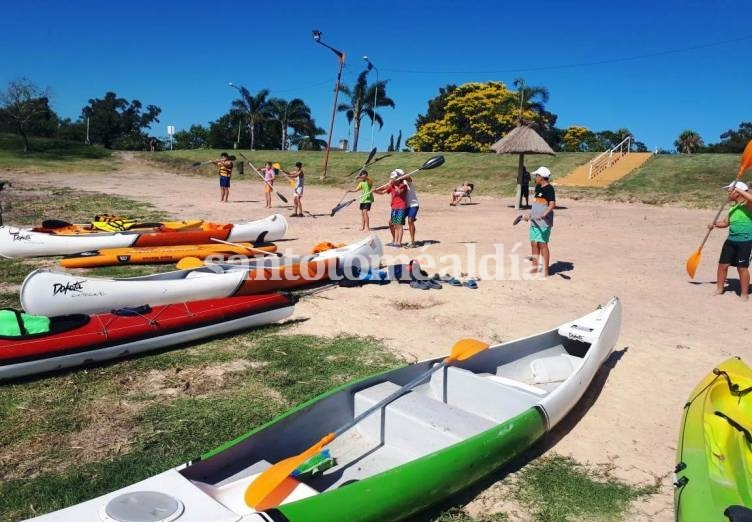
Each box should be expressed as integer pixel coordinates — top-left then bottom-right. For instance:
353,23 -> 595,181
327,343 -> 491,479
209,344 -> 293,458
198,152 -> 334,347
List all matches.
0,332 -> 406,521
0,133 -> 116,173
514,455 -> 658,522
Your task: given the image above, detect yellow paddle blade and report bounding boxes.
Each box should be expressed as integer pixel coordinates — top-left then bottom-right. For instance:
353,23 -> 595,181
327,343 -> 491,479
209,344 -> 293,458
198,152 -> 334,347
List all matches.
686,249 -> 702,279
272,162 -> 281,170
446,338 -> 489,363
245,432 -> 335,509
176,256 -> 205,270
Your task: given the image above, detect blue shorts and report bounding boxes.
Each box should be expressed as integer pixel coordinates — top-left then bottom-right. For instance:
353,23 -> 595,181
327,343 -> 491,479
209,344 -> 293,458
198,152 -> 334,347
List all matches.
390,208 -> 406,225
406,206 -> 419,220
219,176 -> 230,188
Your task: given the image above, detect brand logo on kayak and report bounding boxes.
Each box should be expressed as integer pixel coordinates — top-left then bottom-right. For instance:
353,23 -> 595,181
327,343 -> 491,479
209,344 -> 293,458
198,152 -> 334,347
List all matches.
53,280 -> 86,295
117,255 -> 131,263
10,231 -> 31,241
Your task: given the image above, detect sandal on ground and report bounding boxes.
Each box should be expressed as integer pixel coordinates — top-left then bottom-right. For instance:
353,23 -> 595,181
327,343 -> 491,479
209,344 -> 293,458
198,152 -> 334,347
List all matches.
409,280 -> 431,290
448,277 -> 462,287
464,279 -> 479,289
426,279 -> 442,290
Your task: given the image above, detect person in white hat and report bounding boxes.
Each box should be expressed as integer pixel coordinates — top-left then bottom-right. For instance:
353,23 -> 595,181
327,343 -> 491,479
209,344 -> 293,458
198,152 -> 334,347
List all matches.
708,180 -> 752,300
374,169 -> 408,247
523,166 -> 556,276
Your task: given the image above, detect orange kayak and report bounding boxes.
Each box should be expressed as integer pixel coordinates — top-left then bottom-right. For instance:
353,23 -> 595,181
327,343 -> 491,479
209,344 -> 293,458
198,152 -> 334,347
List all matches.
60,242 -> 278,268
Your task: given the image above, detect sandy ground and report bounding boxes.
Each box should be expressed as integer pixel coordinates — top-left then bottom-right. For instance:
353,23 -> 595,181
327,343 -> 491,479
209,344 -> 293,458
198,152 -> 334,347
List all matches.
17,153 -> 752,520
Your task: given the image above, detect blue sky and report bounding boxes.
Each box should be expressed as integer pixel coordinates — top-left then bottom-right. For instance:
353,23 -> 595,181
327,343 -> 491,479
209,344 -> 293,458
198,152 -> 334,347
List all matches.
1,0 -> 749,152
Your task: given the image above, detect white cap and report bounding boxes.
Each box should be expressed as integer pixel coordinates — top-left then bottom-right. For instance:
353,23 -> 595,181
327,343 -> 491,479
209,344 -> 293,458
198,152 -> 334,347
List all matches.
390,169 -> 404,179
389,171 -> 398,179
723,181 -> 749,191
531,166 -> 551,179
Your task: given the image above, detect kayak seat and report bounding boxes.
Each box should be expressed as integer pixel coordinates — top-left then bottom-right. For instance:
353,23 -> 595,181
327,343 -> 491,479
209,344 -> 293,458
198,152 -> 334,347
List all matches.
353,380 -> 495,457
529,354 -> 582,384
429,366 -> 541,423
191,459 -> 318,514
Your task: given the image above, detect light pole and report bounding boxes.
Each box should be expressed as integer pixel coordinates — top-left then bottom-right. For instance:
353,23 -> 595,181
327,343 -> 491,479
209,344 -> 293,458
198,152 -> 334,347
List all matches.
228,82 -> 242,149
363,56 -> 378,151
312,29 -> 345,180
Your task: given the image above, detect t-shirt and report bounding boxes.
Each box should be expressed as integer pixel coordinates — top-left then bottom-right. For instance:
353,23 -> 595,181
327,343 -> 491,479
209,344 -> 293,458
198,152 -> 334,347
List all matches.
357,181 -> 374,204
404,181 -> 419,208
531,183 -> 555,228
295,171 -> 304,191
728,202 -> 752,242
387,184 -> 407,210
263,168 -> 275,183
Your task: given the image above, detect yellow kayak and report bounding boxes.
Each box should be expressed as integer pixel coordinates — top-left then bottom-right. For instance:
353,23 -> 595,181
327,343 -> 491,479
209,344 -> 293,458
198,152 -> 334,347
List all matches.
60,242 -> 277,268
674,357 -> 752,521
34,218 -> 204,235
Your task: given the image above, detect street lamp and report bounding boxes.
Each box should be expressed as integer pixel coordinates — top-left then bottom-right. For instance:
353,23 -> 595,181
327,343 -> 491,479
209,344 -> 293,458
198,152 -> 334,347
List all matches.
312,29 -> 345,180
363,56 -> 378,151
228,82 -> 242,149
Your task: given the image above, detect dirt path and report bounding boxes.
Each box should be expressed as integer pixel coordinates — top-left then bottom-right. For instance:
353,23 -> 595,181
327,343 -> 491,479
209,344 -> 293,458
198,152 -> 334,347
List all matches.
20,153 -> 752,520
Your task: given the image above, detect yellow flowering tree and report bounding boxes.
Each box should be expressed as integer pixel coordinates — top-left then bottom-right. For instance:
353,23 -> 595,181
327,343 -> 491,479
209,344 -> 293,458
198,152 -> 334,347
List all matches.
561,125 -> 596,152
407,81 -> 556,152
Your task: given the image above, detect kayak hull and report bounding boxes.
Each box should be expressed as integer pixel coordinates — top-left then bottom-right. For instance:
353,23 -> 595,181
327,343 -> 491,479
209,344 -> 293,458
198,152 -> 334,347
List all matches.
0,214 -> 287,258
674,357 -> 752,521
59,242 -> 278,268
30,298 -> 621,522
0,294 -> 294,381
22,235 -> 382,316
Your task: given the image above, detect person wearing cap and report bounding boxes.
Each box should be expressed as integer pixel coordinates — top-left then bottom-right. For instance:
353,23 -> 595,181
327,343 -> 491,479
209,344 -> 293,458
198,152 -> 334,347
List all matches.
708,181 -> 752,300
524,166 -> 556,276
374,170 -> 408,247
403,173 -> 420,248
284,161 -> 305,217
347,170 -> 374,231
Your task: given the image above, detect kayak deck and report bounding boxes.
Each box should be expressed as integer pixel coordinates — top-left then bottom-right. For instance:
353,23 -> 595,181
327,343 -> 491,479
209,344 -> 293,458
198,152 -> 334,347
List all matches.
186,338 -> 581,512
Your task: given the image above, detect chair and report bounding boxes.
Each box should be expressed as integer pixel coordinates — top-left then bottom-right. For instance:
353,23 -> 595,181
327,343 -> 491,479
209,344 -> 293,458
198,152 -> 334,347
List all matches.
451,183 -> 474,206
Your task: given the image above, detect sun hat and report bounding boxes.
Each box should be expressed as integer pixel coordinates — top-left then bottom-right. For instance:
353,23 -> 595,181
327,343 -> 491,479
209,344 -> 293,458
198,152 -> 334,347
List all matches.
723,181 -> 749,191
531,166 -> 551,179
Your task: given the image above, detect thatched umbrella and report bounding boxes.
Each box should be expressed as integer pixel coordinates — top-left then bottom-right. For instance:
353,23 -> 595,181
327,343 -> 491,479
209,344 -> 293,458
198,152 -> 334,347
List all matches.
491,125 -> 555,209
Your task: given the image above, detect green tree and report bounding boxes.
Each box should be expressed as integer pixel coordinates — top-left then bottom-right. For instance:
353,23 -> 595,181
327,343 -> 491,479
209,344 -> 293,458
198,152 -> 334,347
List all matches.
81,92 -> 161,149
675,130 -> 704,154
266,98 -> 315,150
337,69 -> 395,152
230,86 -> 270,150
0,78 -> 53,152
707,122 -> 752,153
207,113 -> 237,149
408,81 -> 556,152
173,125 -> 209,149
288,119 -> 327,151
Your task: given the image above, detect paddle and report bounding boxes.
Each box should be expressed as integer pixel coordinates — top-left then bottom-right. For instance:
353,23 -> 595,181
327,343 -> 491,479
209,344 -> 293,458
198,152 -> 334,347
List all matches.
512,214 -> 523,226
347,149 -> 389,176
371,155 -> 446,193
210,237 -> 283,257
273,162 -> 296,188
191,155 -> 236,167
331,148 -> 378,217
244,337 -> 489,510
239,153 -> 289,204
686,140 -> 752,279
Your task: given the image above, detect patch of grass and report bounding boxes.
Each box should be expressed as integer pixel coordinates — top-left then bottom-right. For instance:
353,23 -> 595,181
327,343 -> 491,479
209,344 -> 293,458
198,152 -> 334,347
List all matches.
0,258 -> 36,285
515,454 -> 658,522
0,133 -> 115,173
0,333 -> 405,521
429,508 -> 508,521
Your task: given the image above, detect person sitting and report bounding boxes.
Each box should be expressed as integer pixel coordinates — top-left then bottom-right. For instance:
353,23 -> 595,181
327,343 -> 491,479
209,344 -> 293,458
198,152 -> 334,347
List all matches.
450,182 -> 474,206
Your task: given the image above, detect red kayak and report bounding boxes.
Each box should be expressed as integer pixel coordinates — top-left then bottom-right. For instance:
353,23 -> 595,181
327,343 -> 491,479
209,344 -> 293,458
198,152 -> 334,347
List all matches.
0,293 -> 295,381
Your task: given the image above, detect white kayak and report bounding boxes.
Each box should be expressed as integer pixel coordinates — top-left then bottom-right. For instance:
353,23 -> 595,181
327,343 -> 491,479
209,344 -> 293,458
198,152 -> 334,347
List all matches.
21,235 -> 383,316
0,214 -> 288,258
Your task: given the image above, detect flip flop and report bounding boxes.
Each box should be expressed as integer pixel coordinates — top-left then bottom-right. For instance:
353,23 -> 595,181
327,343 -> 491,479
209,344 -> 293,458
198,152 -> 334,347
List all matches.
464,279 -> 478,289
448,277 -> 462,287
426,279 -> 442,290
409,280 -> 431,290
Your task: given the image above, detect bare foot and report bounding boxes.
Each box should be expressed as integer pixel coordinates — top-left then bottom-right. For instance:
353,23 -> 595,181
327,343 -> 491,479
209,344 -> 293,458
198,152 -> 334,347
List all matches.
741,295 -> 749,302
713,289 -> 725,296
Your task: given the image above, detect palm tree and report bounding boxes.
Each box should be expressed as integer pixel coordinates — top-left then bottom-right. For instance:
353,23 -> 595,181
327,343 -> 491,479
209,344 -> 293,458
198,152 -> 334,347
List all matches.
289,119 -> 327,151
266,98 -> 314,150
675,130 -> 704,154
337,69 -> 395,152
230,86 -> 270,150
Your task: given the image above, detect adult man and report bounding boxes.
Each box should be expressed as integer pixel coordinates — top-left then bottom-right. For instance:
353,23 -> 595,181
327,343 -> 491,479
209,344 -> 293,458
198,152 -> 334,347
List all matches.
403,172 -> 420,248
524,166 -> 556,276
709,181 -> 752,300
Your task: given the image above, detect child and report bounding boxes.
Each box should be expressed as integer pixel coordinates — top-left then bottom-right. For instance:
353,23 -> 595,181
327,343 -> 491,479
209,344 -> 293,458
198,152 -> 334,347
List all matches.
348,170 -> 374,231
214,152 -> 234,202
285,162 -> 305,217
261,161 -> 275,208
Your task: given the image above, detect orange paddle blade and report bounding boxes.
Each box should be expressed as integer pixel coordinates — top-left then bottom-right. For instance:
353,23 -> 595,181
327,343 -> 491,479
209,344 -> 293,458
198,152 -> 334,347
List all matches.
686,249 -> 702,279
738,140 -> 752,177
245,432 -> 335,509
445,338 -> 489,364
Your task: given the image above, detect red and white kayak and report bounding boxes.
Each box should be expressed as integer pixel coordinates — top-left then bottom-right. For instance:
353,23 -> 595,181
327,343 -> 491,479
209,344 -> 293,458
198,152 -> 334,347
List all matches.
0,293 -> 295,381
0,214 -> 288,258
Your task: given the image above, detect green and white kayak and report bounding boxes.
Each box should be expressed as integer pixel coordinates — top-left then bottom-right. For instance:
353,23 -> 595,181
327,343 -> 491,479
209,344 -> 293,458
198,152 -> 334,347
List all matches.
674,357 -> 752,521
30,298 -> 621,522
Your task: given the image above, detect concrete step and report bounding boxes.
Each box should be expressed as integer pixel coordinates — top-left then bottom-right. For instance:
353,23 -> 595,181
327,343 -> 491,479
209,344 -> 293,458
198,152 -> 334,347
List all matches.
557,152 -> 653,187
